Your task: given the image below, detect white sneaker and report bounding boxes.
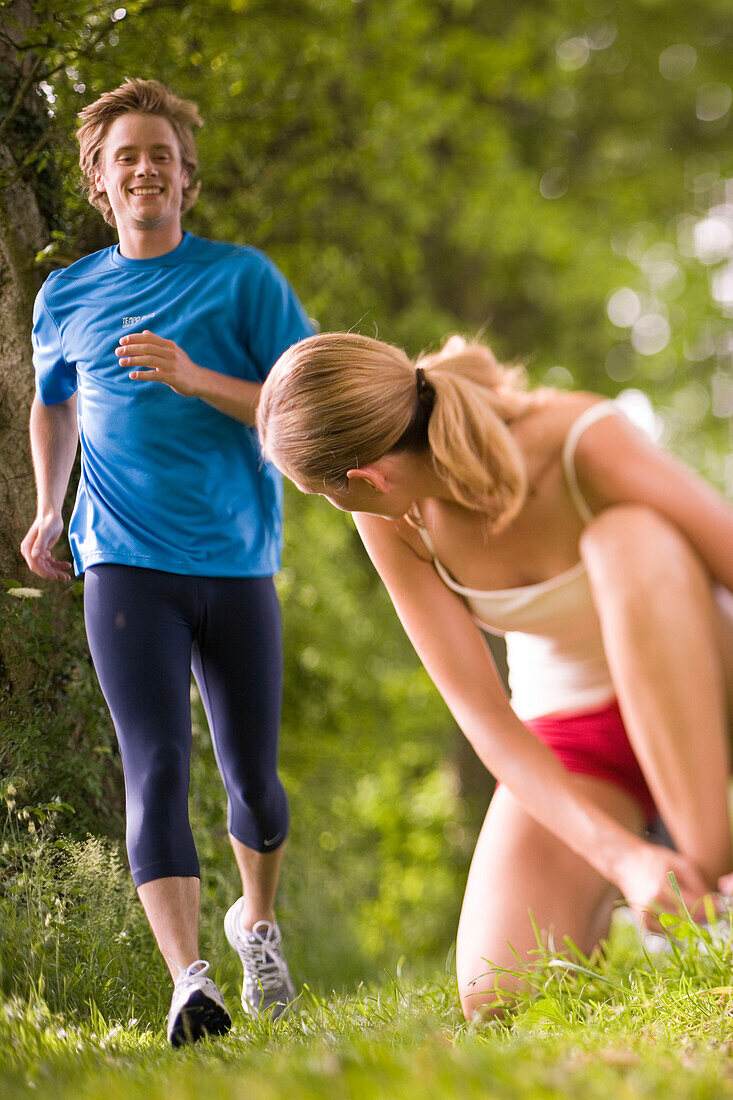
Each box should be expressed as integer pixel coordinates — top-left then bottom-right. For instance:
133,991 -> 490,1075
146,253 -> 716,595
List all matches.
224,898 -> 295,1019
166,960 -> 232,1048
639,914 -> 733,957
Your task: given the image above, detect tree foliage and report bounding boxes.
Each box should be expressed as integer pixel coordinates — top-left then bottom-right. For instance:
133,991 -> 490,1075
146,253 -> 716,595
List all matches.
26,0 -> 733,472
4,0 -> 731,551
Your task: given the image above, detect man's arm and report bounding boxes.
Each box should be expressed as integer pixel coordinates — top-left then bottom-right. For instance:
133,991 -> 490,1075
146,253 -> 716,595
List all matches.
116,331 -> 260,424
116,252 -> 312,425
20,394 -> 78,580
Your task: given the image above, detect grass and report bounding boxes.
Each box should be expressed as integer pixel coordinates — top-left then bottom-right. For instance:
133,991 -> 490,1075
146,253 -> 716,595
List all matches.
4,916 -> 733,1099
4,792 -> 733,1098
5,655 -> 733,1100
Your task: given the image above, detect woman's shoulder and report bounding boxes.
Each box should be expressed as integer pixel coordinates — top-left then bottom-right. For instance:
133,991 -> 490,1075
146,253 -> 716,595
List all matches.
515,390 -> 609,455
354,511 -> 434,563
536,389 -> 609,424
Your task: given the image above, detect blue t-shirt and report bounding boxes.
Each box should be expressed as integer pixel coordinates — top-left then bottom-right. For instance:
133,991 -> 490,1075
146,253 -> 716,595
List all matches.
33,232 -> 312,577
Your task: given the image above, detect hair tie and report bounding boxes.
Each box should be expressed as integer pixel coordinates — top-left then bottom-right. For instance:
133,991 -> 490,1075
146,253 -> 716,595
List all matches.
415,365 -> 434,408
390,366 -> 434,452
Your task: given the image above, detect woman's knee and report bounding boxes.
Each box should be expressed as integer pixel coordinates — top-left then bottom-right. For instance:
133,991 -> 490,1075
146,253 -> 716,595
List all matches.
457,929 -> 531,1021
458,966 -> 525,1021
580,504 -> 708,595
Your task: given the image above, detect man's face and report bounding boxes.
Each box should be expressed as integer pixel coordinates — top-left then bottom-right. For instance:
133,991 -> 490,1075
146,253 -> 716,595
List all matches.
94,112 -> 189,233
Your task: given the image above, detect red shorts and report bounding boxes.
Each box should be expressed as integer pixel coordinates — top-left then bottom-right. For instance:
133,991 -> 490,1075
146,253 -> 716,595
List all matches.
524,697 -> 658,823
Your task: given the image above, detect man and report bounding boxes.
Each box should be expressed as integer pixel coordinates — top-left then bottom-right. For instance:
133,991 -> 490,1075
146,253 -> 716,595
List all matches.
21,79 -> 312,1047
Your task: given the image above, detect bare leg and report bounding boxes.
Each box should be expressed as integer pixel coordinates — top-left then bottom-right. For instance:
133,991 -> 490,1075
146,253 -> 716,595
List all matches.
137,876 -> 201,981
229,835 -> 285,930
457,775 -> 644,1020
136,842 -> 286,985
713,585 -> 733,737
137,844 -> 286,980
581,505 -> 731,886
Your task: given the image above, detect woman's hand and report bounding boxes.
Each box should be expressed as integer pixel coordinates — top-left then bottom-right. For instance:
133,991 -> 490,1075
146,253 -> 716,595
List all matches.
716,870 -> 733,898
616,842 -> 715,930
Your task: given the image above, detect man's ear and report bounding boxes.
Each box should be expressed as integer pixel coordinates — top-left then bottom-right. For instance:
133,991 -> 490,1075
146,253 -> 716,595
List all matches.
346,465 -> 390,493
94,171 -> 107,194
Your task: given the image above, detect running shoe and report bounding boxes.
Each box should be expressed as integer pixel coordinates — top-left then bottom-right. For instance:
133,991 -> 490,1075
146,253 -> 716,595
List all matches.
166,959 -> 232,1048
635,903 -> 733,957
224,898 -> 295,1019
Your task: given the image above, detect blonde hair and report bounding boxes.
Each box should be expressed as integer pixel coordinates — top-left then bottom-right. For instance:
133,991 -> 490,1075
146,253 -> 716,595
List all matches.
77,79 -> 202,226
258,333 -> 542,531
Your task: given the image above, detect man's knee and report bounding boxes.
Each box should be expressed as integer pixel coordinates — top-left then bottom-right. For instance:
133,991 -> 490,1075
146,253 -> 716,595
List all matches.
136,744 -> 190,809
233,773 -> 285,815
229,775 -> 289,849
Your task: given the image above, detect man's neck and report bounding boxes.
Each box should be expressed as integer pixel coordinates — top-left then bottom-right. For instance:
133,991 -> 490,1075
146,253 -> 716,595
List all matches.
116,223 -> 184,260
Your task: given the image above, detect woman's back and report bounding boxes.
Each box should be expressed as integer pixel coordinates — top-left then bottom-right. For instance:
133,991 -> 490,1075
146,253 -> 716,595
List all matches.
397,394 -> 621,719
398,391 -> 608,590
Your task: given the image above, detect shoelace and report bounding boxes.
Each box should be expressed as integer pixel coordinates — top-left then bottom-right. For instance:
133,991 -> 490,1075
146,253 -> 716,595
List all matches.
177,959 -> 210,985
240,925 -> 287,992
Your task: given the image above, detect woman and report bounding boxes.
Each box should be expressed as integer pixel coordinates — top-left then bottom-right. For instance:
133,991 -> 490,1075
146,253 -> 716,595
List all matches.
256,332 -> 733,1019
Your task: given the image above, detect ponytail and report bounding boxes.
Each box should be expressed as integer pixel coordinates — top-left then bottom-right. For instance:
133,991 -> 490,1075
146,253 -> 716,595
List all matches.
257,332 -> 541,530
417,337 -> 536,530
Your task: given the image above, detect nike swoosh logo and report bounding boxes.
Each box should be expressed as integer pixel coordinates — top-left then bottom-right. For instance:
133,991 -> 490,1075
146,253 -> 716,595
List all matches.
263,833 -> 283,848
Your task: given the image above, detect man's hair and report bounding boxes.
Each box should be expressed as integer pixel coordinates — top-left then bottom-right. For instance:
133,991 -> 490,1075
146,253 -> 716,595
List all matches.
77,79 -> 203,226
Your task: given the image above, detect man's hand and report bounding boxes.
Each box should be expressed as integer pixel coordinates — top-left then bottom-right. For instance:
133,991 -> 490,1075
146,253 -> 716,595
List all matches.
616,842 -> 716,930
116,330 -> 204,397
117,329 -> 261,424
20,512 -> 72,581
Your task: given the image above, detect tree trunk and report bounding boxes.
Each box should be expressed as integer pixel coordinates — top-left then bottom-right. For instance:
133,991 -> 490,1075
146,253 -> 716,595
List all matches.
0,0 -> 52,578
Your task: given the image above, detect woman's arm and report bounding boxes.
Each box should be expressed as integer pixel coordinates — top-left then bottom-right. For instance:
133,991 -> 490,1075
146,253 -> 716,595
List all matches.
574,413 -> 733,589
354,511 -> 713,918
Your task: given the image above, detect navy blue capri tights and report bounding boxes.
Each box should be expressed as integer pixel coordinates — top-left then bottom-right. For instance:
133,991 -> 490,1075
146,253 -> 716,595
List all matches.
84,565 -> 289,887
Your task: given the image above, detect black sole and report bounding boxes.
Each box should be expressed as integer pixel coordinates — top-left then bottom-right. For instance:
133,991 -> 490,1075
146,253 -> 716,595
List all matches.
169,990 -> 232,1048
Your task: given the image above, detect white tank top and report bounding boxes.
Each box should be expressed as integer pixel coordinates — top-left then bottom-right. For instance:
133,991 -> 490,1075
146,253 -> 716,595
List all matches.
417,401 -> 619,720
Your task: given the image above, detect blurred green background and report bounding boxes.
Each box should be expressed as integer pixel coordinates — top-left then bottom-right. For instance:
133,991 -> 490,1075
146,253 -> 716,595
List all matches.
1,0 -> 731,1020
